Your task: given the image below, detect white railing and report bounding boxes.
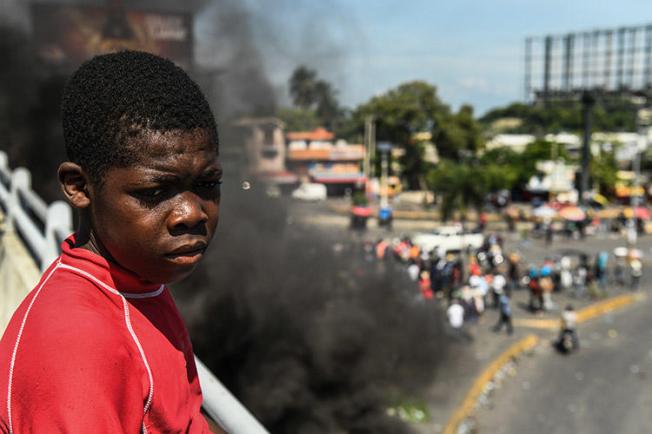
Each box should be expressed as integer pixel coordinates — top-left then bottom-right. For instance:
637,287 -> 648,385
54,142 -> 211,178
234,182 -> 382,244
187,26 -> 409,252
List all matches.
0,152 -> 72,272
0,151 -> 268,434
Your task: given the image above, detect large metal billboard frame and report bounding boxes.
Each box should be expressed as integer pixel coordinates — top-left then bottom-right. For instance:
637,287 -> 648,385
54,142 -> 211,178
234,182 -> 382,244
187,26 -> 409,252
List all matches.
526,24 -> 652,102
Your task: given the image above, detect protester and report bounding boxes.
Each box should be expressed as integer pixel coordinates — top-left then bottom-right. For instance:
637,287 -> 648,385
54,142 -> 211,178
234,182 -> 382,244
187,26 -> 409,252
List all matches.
493,291 -> 514,335
419,271 -> 434,300
447,299 -> 465,329
407,259 -> 420,281
491,271 -> 507,307
507,252 -> 521,291
630,257 -> 643,290
557,304 -> 580,351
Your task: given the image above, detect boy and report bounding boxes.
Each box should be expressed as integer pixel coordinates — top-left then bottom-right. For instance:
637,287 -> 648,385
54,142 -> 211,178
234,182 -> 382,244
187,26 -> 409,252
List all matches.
1,51 -> 223,433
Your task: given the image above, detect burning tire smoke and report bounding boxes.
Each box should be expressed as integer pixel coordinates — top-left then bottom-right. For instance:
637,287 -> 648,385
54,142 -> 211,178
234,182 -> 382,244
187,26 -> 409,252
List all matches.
174,165 -> 451,433
0,3 -> 453,431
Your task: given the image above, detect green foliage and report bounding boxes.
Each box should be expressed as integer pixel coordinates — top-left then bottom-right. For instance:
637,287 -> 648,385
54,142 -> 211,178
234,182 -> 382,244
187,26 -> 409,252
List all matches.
352,189 -> 368,206
426,161 -> 485,221
348,81 -> 448,189
427,139 -> 572,219
287,65 -> 345,130
277,107 -> 320,132
478,139 -> 568,187
289,66 -> 318,109
481,99 -> 638,134
346,81 -> 484,188
433,105 -> 484,161
589,148 -> 618,196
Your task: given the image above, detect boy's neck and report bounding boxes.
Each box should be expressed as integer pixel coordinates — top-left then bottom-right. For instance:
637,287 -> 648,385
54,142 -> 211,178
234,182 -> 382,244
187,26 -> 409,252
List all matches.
74,216 -> 115,263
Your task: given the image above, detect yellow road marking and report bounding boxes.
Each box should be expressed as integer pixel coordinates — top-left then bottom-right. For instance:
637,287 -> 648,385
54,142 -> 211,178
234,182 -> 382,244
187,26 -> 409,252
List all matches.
514,293 -> 646,330
442,334 -> 539,434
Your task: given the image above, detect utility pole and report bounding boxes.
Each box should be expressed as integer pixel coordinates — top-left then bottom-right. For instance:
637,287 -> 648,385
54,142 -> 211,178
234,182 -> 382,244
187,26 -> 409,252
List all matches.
380,149 -> 389,209
579,91 -> 595,206
363,116 -> 371,189
363,116 -> 377,193
377,142 -> 392,209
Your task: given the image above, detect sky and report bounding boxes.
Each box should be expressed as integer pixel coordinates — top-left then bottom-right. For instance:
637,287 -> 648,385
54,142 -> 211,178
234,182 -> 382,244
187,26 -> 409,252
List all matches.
238,0 -> 652,115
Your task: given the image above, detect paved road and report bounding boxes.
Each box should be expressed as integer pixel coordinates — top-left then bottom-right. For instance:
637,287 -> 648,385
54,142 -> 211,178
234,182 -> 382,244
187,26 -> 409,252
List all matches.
290,199 -> 652,433
474,292 -> 652,434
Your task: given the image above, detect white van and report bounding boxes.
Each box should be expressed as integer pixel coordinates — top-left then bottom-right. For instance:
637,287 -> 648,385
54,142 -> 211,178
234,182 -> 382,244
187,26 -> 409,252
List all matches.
291,183 -> 327,201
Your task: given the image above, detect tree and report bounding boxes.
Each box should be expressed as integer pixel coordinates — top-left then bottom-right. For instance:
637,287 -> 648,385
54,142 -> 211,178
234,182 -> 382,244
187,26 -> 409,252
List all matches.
348,81 -> 451,189
289,66 -> 318,109
286,66 -> 344,130
277,107 -> 320,132
426,162 -> 486,221
589,148 -> 618,197
480,99 -> 638,134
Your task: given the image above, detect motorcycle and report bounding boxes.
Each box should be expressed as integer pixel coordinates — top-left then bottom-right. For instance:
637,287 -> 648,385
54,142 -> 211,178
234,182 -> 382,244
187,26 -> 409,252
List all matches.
555,329 -> 579,354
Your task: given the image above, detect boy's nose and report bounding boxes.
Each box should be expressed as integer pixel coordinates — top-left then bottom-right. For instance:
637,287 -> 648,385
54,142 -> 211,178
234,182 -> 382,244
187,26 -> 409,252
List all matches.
168,192 -> 208,233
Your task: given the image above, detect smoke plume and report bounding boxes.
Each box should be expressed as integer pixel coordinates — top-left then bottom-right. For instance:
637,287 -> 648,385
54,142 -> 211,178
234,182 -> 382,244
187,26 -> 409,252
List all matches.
174,178 -> 451,433
1,2 -> 453,432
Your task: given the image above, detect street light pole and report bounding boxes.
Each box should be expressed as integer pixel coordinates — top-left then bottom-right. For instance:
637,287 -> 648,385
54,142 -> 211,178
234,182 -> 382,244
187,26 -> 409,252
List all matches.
380,149 -> 389,209
579,91 -> 595,207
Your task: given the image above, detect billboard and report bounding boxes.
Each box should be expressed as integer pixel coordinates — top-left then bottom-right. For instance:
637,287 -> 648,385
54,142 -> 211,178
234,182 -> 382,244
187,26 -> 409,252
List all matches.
31,3 -> 193,69
525,24 -> 652,101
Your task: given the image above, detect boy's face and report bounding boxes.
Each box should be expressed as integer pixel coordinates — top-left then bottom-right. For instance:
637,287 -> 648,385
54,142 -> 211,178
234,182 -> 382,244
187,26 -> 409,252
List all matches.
89,128 -> 221,284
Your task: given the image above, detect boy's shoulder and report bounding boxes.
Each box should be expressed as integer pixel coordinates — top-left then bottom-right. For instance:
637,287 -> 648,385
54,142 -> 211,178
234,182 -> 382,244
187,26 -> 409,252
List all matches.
2,266 -> 137,361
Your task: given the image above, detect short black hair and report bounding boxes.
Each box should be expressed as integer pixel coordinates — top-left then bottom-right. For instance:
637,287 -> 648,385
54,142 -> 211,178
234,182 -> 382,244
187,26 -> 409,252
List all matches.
61,50 -> 218,184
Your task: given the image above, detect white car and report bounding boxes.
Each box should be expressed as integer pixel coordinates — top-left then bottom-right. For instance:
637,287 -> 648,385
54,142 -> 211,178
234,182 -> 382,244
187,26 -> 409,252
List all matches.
412,225 -> 484,254
291,183 -> 327,201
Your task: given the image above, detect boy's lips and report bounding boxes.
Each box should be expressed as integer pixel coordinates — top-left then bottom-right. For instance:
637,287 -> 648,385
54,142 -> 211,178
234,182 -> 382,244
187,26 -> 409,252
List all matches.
164,242 -> 207,265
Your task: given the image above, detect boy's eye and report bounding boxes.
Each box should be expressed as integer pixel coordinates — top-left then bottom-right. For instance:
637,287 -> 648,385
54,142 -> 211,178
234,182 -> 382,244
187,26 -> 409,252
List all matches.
142,188 -> 164,198
198,180 -> 222,190
135,187 -> 169,203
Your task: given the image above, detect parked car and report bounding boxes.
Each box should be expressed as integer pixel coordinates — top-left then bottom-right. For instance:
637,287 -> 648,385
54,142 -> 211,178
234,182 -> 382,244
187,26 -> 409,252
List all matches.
412,225 -> 484,254
291,183 -> 327,201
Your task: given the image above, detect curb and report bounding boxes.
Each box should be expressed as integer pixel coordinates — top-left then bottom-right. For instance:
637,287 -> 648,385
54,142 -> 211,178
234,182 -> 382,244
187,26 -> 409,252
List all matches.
442,334 -> 539,434
513,292 -> 646,330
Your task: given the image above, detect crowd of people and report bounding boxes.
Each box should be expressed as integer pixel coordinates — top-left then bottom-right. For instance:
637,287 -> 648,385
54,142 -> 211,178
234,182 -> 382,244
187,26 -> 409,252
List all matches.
368,232 -> 645,341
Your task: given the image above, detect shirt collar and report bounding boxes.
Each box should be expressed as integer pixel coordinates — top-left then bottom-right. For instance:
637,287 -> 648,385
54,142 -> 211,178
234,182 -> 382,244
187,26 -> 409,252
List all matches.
60,234 -> 162,295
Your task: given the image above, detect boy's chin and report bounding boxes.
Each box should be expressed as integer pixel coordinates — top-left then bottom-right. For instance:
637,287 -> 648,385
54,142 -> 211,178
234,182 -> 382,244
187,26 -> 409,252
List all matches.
160,266 -> 198,285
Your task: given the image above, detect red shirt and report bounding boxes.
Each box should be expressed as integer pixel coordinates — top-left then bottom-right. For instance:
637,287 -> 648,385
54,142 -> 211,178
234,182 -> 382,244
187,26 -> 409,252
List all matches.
0,236 -> 210,433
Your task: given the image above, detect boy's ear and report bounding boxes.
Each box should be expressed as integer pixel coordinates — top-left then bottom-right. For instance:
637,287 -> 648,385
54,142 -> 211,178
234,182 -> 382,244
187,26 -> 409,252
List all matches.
58,162 -> 92,209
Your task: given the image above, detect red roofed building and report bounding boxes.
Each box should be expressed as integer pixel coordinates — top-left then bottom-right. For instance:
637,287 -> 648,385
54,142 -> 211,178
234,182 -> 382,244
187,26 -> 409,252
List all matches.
286,128 -> 365,195
286,127 -> 335,142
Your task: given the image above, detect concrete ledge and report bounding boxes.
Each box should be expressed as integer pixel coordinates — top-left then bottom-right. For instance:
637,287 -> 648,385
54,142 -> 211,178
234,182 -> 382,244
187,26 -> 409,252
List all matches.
0,229 -> 41,332
442,334 -> 540,434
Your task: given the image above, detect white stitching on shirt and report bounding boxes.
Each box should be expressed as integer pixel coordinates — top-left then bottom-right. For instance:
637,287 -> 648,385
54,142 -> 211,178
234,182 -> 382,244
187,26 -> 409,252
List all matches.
122,285 -> 165,299
52,264 -> 156,423
7,261 -> 61,434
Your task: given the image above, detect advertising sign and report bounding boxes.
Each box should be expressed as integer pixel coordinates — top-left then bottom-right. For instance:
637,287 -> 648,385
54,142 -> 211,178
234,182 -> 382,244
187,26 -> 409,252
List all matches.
31,3 -> 193,69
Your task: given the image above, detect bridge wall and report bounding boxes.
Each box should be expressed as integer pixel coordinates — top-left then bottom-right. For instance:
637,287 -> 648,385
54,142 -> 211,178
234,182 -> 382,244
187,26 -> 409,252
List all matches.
0,223 -> 41,332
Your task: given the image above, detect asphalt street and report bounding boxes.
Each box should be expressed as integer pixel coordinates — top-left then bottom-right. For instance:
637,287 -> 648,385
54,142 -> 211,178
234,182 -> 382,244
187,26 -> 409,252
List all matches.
290,198 -> 652,433
474,290 -> 652,434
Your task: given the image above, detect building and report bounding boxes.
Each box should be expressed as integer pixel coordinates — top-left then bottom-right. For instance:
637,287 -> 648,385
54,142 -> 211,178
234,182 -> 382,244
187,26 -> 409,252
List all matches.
234,117 -> 298,187
286,128 -> 365,195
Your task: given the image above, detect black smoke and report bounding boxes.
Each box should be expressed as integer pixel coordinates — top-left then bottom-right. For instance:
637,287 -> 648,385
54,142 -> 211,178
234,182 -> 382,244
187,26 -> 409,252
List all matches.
174,178 -> 451,433
0,23 -> 67,201
1,2 -> 453,432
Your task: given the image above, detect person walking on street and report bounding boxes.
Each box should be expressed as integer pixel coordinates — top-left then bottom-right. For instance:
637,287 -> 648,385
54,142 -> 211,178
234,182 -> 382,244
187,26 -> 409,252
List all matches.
447,299 -> 472,341
493,291 -> 513,335
507,252 -> 520,291
491,271 -> 507,308
630,257 -> 643,290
